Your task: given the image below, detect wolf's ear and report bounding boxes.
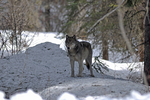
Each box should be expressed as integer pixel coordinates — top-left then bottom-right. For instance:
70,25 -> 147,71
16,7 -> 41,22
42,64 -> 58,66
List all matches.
66,35 -> 69,38
73,35 -> 76,39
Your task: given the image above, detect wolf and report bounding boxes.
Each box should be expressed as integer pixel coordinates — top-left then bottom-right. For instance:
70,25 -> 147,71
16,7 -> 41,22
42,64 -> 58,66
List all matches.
65,35 -> 94,77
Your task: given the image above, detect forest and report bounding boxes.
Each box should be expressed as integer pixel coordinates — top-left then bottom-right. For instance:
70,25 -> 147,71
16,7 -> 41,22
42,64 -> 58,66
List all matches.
0,0 -> 145,61
0,0 -> 150,99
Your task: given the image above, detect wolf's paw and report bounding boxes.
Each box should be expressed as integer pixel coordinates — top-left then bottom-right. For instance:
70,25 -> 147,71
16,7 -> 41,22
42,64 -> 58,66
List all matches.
91,75 -> 95,77
71,75 -> 75,77
77,74 -> 82,77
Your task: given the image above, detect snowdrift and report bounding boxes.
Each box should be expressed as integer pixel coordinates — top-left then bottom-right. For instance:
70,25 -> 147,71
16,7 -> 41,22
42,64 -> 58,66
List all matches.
0,42 -> 149,100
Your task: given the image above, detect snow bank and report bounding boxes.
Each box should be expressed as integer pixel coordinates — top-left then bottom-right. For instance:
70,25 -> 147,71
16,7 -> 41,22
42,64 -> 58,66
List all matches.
58,91 -> 150,100
10,89 -> 43,100
1,90 -> 150,100
0,32 -> 147,100
0,89 -> 43,100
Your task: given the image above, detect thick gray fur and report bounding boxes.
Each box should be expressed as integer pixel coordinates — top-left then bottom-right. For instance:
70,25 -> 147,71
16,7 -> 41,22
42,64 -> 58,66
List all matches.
65,35 -> 94,77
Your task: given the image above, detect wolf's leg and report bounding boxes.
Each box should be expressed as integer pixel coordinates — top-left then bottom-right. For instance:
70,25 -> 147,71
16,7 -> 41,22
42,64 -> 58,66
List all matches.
77,61 -> 83,77
70,59 -> 75,77
90,65 -> 94,77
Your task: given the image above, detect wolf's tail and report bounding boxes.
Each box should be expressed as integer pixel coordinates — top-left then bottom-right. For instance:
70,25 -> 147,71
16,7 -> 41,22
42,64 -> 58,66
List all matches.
85,45 -> 92,70
85,60 -> 90,70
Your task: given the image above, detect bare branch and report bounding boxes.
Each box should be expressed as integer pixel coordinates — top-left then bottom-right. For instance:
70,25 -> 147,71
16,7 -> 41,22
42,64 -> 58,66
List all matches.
73,3 -> 88,17
116,0 -> 135,58
144,0 -> 150,27
73,0 -> 95,18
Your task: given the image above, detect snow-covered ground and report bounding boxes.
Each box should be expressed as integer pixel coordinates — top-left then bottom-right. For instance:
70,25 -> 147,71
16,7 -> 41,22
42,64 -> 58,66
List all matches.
0,32 -> 149,100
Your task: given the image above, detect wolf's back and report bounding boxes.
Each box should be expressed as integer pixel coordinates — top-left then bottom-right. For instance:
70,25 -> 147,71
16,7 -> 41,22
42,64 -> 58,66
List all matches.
80,41 -> 92,70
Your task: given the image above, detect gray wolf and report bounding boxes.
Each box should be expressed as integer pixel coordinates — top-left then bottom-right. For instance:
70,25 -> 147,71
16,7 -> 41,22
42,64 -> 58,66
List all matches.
65,35 -> 94,77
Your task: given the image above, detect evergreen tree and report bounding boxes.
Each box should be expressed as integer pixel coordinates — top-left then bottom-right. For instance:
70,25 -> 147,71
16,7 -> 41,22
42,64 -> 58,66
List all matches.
61,0 -> 145,62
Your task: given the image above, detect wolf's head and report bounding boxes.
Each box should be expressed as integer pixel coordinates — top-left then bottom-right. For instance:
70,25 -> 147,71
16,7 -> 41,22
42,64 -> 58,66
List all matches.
65,35 -> 77,50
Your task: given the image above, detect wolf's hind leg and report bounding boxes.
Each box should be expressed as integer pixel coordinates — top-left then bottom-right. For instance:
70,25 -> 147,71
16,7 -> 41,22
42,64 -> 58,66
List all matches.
90,66 -> 94,77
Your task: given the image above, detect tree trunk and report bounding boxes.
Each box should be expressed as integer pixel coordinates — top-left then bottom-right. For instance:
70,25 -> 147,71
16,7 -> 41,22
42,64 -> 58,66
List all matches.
102,39 -> 109,60
144,0 -> 150,85
139,43 -> 144,62
45,0 -> 51,32
139,34 -> 144,62
139,16 -> 145,62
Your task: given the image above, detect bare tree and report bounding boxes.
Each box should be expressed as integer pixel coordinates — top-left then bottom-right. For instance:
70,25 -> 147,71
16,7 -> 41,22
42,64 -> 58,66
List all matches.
39,0 -> 66,32
0,0 -> 41,57
44,0 -> 51,32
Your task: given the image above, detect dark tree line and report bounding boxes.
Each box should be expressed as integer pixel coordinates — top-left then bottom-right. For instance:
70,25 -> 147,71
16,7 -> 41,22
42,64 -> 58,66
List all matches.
144,0 -> 150,86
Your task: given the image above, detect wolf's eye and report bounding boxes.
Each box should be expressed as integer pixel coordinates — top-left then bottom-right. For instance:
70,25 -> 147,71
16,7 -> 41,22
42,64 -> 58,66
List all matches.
66,39 -> 70,43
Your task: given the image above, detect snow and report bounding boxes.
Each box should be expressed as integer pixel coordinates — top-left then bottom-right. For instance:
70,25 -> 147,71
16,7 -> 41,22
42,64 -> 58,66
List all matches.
58,91 -> 150,100
58,92 -> 77,100
10,89 -> 43,100
0,32 -> 149,100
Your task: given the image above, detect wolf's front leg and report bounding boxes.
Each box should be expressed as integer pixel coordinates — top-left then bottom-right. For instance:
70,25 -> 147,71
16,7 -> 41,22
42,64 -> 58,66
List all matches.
77,61 -> 83,77
70,59 -> 75,77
